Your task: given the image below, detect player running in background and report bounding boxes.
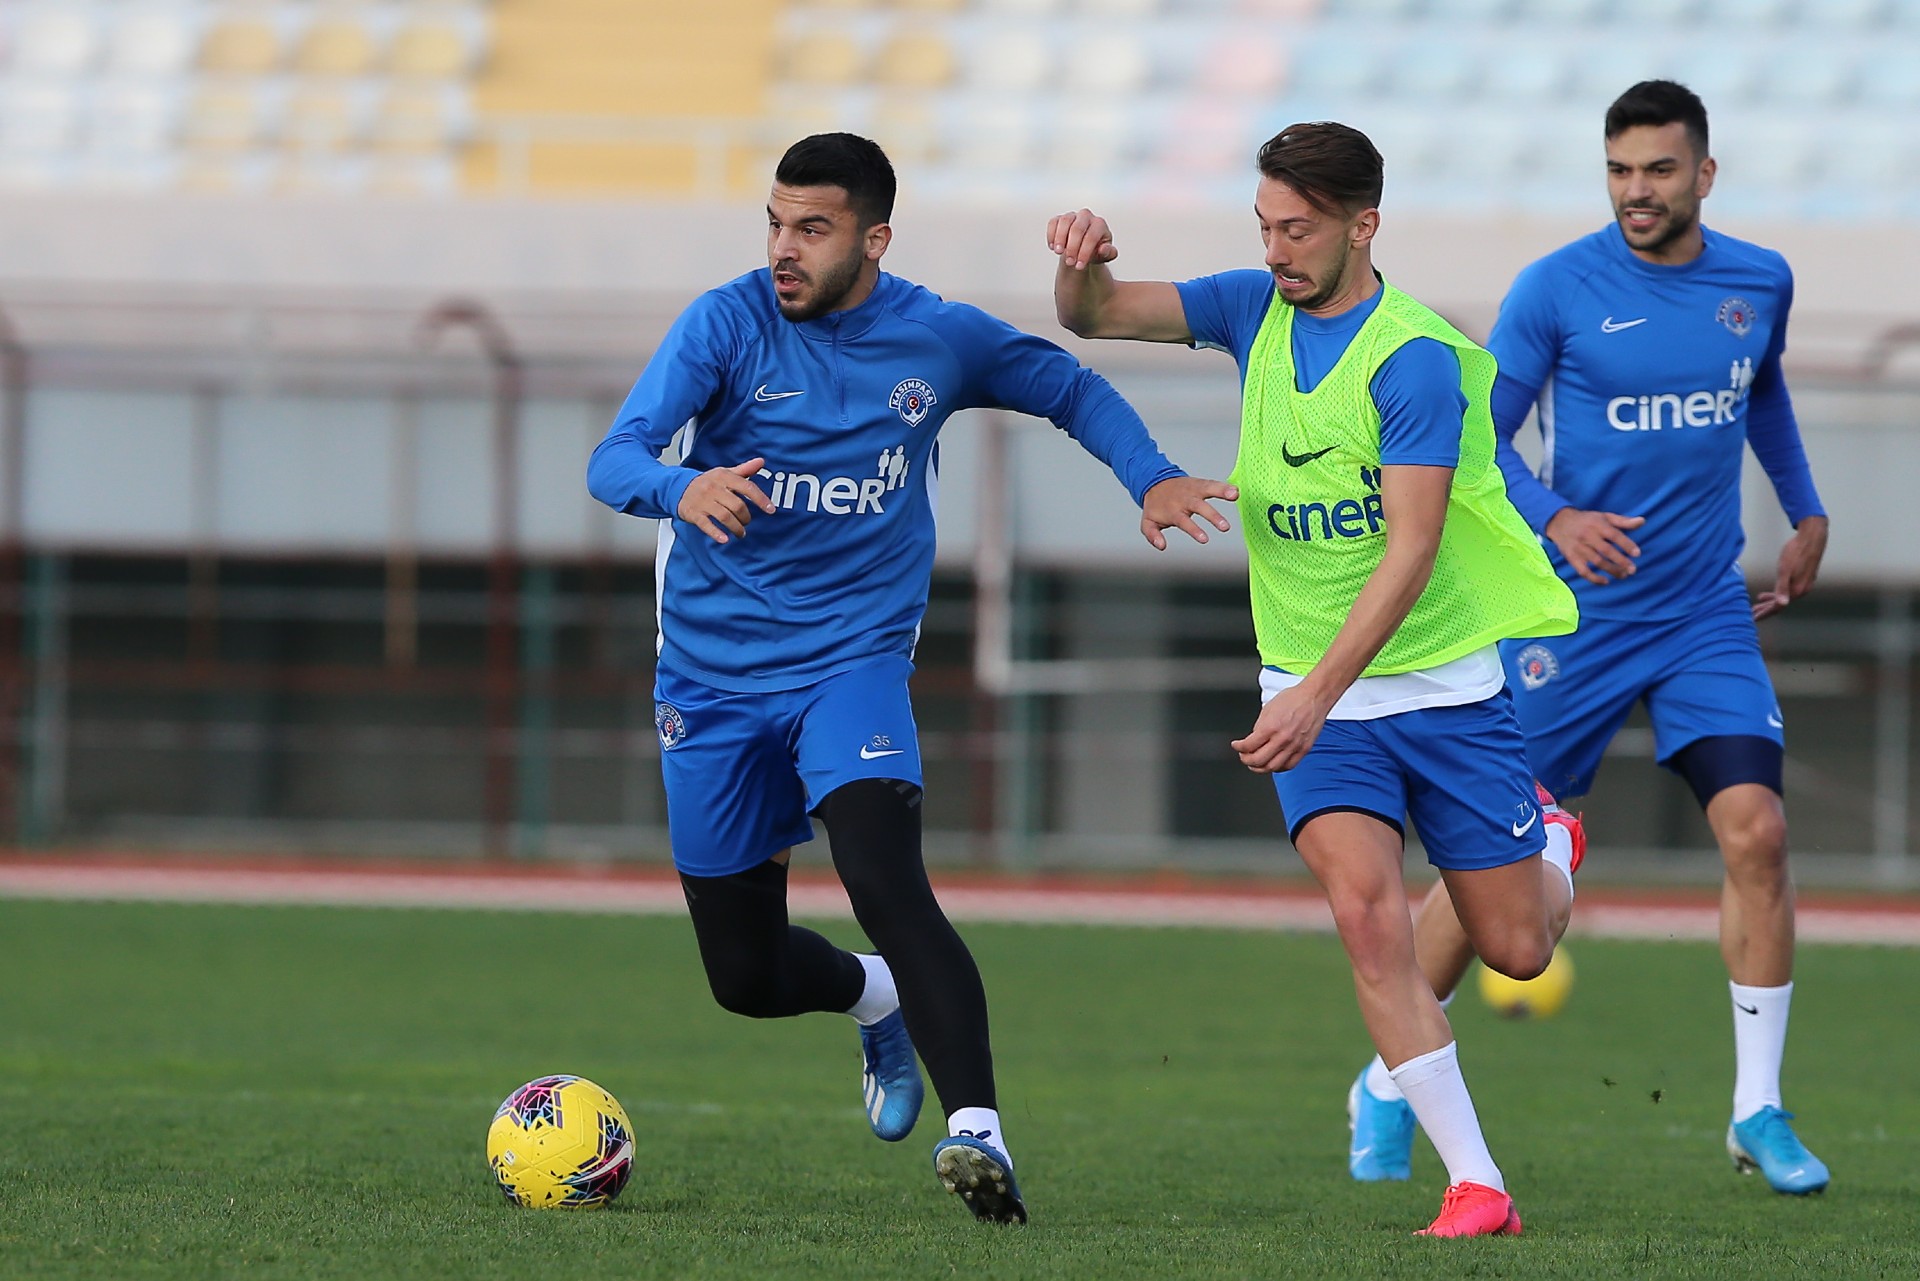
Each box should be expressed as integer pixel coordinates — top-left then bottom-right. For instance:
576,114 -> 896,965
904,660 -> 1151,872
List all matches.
587,133 -> 1235,1224
1341,81 -> 1831,1196
1049,122 -> 1580,1238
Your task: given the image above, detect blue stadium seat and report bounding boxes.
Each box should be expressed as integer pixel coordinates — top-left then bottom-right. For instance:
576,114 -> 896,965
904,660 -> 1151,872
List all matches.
1856,49 -> 1920,108
1760,45 -> 1860,109
1483,42 -> 1571,102
1387,38 -> 1481,102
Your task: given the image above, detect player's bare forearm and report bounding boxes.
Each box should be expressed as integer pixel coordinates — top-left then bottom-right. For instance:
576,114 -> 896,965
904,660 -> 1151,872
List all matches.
1045,208 -> 1190,342
1053,258 -> 1118,337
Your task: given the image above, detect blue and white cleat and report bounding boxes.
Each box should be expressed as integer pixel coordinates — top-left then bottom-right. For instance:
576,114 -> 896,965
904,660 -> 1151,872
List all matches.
933,1134 -> 1027,1224
859,1009 -> 924,1142
1347,1066 -> 1416,1181
1728,1106 -> 1830,1195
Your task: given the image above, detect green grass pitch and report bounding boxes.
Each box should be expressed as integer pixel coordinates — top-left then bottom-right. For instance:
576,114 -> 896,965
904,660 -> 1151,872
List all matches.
1,899 -> 1915,1279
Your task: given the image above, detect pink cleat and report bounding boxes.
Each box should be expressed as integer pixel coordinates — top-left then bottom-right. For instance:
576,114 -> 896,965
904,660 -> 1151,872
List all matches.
1535,780 -> 1585,874
1415,1181 -> 1522,1238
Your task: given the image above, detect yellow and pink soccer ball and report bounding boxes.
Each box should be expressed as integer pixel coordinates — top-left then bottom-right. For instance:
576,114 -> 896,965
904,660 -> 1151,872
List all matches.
1477,947 -> 1576,1020
487,1075 -> 634,1209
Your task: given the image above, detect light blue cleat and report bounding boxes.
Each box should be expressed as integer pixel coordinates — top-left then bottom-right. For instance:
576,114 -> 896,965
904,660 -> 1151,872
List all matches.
1728,1106 -> 1830,1195
1347,1066 -> 1416,1182
859,1009 -> 924,1142
933,1133 -> 1027,1224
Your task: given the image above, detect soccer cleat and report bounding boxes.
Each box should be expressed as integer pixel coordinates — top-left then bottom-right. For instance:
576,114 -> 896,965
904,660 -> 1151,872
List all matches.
1535,780 -> 1585,874
933,1134 -> 1027,1224
1414,1181 -> 1522,1238
1728,1106 -> 1830,1195
858,1009 -> 924,1142
1347,1066 -> 1416,1181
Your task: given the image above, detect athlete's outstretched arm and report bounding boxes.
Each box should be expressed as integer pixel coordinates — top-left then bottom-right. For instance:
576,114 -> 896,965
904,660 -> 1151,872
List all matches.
587,300 -> 775,544
1048,209 -> 1191,343
946,305 -> 1236,548
1232,464 -> 1451,773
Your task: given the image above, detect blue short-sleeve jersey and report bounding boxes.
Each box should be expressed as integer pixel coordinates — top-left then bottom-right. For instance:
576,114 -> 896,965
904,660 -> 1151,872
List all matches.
1487,225 -> 1824,620
1176,270 -> 1466,467
588,270 -> 1186,692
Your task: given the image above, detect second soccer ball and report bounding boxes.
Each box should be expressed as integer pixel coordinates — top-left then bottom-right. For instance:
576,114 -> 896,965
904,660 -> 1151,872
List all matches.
1477,947 -> 1575,1020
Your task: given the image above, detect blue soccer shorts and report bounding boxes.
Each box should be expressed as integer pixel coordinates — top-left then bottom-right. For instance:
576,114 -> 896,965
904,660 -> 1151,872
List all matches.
1270,689 -> 1546,872
1499,575 -> 1783,801
653,655 -> 924,878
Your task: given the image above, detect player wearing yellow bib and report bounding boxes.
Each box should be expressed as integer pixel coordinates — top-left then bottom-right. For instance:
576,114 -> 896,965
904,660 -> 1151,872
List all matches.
1050,123 -> 1584,1238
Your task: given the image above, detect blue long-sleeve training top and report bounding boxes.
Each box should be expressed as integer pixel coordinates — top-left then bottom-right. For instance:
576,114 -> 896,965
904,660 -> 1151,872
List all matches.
589,269 -> 1185,692
1487,224 -> 1824,621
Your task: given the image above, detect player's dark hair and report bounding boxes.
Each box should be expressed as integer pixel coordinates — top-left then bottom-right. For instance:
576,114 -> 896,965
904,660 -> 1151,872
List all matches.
1255,122 -> 1383,217
1605,80 -> 1710,161
774,132 -> 897,227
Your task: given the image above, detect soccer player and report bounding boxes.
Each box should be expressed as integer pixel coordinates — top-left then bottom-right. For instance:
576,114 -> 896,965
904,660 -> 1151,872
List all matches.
587,132 -> 1235,1224
1049,122 -> 1581,1238
1340,81 -> 1832,1196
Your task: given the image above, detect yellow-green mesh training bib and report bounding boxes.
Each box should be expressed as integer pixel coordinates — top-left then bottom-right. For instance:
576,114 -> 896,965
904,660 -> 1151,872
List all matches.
1231,281 -> 1576,676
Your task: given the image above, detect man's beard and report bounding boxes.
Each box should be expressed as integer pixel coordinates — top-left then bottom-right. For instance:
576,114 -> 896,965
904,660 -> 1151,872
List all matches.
774,250 -> 864,322
1617,202 -> 1698,256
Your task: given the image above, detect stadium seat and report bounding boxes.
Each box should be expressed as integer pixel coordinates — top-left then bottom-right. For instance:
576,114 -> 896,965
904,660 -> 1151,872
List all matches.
1081,0 -> 1164,16
1287,36 -> 1386,99
1697,0 -> 1795,28
784,30 -> 868,87
389,22 -> 481,80
106,12 -> 202,78
295,19 -> 383,78
978,0 -> 1068,15
1444,0 -> 1519,21
945,98 -> 1037,169
183,85 -> 269,149
1515,0 -> 1612,22
1045,98 -> 1141,171
1569,43 -> 1662,104
14,11 -> 100,76
871,30 -> 957,89
1334,0 -> 1427,19
868,92 -> 941,163
1061,33 -> 1154,95
1761,45 -> 1859,109
89,82 -> 183,155
1483,42 -> 1570,102
0,81 -> 81,153
892,0 -> 969,13
1669,45 -> 1764,106
1610,0 -> 1705,24
1200,32 -> 1289,97
1856,51 -> 1920,108
1796,0 -> 1891,28
198,19 -> 284,76
1388,38 -> 1481,102
284,87 -> 368,151
371,86 -> 468,152
968,30 -> 1053,92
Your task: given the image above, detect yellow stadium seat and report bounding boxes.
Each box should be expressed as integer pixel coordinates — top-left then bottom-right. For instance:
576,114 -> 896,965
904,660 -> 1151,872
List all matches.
294,20 -> 381,78
284,88 -> 364,151
871,31 -> 955,89
389,24 -> 477,80
183,86 -> 265,150
784,31 -> 866,87
372,88 -> 461,152
198,21 -> 283,76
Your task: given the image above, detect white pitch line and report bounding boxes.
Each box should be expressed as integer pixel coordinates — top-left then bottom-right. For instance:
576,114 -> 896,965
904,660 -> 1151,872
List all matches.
0,864 -> 1916,947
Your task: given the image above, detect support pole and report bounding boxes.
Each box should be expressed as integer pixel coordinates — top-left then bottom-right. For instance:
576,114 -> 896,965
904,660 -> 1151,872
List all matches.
418,301 -> 523,859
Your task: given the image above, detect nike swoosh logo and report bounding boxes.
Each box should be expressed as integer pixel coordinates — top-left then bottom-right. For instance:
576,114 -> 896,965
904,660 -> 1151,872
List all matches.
1736,1001 -> 1759,1015
1600,316 -> 1648,333
1767,713 -> 1785,728
1511,809 -> 1539,838
754,385 -> 804,402
859,746 -> 905,760
1281,442 -> 1338,467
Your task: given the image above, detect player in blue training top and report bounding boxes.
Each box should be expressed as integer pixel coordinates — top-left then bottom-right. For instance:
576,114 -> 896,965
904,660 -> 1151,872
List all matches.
587,133 -> 1235,1225
1341,82 -> 1832,1197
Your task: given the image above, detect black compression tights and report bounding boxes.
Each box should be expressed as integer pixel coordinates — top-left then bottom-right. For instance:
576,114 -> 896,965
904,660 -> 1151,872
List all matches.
678,777 -> 996,1113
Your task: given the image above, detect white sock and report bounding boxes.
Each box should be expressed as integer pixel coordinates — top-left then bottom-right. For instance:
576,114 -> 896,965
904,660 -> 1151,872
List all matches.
1542,822 -> 1575,898
948,1107 -> 1010,1168
1731,980 -> 1793,1122
1364,993 -> 1451,1104
845,953 -> 898,1026
1389,1042 -> 1503,1191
